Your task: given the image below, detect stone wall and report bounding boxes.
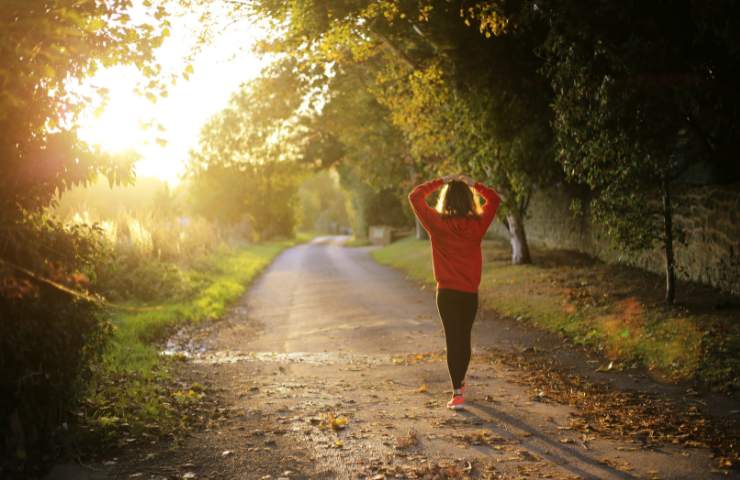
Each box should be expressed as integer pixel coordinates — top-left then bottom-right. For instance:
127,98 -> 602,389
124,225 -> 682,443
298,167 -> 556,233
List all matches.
488,183 -> 740,295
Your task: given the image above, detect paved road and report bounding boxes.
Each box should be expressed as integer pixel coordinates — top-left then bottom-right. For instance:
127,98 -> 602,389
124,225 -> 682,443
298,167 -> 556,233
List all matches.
49,236 -> 734,479
210,235 -> 444,356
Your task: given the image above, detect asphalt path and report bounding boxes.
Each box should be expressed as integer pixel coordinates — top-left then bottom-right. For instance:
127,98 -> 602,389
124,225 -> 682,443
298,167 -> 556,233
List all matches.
48,235 -> 735,480
198,236 -> 727,479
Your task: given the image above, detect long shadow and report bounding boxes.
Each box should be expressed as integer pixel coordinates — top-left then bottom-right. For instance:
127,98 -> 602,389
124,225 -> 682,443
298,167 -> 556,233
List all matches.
460,401 -> 639,480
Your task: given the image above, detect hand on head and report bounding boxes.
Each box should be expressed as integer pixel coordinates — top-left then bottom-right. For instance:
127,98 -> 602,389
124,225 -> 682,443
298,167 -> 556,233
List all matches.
457,174 -> 474,187
442,174 -> 474,186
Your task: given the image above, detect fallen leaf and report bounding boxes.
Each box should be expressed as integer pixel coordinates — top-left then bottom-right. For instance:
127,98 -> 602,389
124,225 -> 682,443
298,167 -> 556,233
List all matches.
328,413 -> 349,430
395,430 -> 418,449
718,457 -> 734,468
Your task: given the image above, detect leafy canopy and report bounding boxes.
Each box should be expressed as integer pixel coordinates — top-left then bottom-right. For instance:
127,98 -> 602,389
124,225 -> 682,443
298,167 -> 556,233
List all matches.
0,0 -> 170,217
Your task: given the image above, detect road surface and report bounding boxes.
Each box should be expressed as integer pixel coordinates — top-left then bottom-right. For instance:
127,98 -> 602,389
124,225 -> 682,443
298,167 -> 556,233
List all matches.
49,236 -> 736,480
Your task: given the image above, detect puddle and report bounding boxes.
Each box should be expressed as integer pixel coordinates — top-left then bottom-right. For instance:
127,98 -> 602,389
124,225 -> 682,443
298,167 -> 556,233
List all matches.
162,326 -> 210,357
161,325 -> 447,367
161,348 -> 396,366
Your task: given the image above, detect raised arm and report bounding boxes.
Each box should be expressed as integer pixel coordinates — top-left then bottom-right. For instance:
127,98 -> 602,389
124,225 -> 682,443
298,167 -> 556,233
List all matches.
474,181 -> 501,232
408,178 -> 445,233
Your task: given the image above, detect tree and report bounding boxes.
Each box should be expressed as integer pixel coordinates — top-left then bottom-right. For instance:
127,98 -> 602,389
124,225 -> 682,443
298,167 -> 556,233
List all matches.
1,0 -> 168,293
0,0 -> 168,468
314,67 -> 419,237
542,0 -> 740,303
249,0 -> 560,263
187,62 -> 307,239
297,170 -> 351,233
229,53 -> 420,239
0,0 -> 168,216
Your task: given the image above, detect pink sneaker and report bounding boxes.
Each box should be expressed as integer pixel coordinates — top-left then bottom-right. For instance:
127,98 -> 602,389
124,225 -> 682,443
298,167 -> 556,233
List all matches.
447,394 -> 465,410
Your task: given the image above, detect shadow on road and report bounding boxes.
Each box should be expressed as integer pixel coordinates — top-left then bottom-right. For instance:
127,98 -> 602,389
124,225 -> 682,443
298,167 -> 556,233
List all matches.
462,403 -> 638,480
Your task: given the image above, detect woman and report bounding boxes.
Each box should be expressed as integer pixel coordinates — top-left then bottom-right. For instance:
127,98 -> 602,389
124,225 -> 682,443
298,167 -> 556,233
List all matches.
408,174 -> 501,410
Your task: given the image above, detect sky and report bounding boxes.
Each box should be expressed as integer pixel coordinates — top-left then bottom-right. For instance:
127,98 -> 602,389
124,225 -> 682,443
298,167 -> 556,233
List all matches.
77,3 -> 269,185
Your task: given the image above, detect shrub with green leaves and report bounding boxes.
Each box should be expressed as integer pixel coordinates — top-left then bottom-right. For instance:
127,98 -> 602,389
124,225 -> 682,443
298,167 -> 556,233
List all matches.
0,216 -> 111,471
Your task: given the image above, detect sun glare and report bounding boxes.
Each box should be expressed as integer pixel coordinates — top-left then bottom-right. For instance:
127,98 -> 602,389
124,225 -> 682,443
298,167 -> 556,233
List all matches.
77,4 -> 269,185
79,67 -> 150,154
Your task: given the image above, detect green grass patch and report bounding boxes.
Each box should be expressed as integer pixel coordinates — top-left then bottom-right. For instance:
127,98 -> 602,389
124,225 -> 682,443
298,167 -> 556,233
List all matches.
371,237 -> 434,282
80,237 -> 306,444
372,236 -> 740,394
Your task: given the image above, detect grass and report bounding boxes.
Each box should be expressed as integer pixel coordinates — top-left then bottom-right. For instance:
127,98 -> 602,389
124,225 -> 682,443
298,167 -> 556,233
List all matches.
372,236 -> 740,395
79,234 -> 311,443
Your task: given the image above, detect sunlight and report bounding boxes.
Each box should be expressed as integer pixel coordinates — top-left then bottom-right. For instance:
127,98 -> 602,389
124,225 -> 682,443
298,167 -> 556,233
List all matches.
78,66 -> 150,153
77,3 -> 269,185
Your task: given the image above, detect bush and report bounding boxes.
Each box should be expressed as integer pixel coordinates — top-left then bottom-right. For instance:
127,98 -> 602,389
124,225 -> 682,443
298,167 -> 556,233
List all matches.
365,188 -> 411,228
89,212 -> 226,303
94,253 -> 194,303
0,208 -> 237,473
0,216 -> 111,473
0,290 -> 109,469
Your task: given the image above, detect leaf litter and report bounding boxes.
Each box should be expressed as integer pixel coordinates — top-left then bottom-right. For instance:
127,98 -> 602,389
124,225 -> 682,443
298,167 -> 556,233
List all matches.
481,347 -> 739,471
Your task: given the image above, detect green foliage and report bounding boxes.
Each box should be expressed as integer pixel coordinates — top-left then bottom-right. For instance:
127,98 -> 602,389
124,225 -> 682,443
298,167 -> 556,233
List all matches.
297,170 -> 352,233
188,161 -> 302,240
308,67 -> 416,235
0,2 -> 168,468
542,0 -> 740,244
0,216 -> 110,470
541,0 -> 740,300
336,163 -> 414,237
187,64 -> 307,240
0,291 -> 109,465
365,188 -> 412,228
2,189 -> 226,472
248,0 -> 562,261
369,10 -> 557,208
0,0 -> 167,216
79,240 -> 298,451
68,206 -> 231,302
320,68 -> 412,188
95,253 -> 194,303
187,163 -> 251,227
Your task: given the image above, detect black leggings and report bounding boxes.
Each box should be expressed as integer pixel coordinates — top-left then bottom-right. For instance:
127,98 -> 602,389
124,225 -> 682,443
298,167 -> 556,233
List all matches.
435,288 -> 478,390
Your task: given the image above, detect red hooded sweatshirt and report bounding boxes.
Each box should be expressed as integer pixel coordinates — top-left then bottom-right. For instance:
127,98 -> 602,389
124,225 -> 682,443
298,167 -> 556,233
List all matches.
408,178 -> 501,293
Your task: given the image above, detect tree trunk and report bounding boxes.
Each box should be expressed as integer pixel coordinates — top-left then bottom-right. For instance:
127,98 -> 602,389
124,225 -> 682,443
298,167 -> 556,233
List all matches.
505,209 -> 531,264
662,179 -> 676,304
415,217 -> 429,240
